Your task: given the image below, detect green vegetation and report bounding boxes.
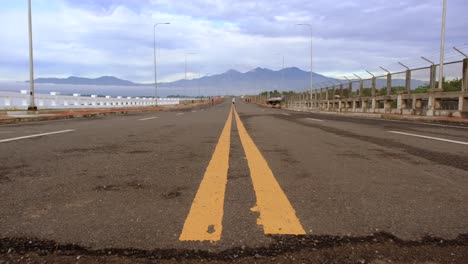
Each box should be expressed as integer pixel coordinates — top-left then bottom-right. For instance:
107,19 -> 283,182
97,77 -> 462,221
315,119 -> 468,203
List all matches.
413,78 -> 462,94
259,90 -> 296,97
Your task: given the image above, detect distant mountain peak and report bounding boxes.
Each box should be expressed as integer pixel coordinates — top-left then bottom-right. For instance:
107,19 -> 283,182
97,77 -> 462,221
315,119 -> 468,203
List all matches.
249,67 -> 270,72
226,69 -> 241,74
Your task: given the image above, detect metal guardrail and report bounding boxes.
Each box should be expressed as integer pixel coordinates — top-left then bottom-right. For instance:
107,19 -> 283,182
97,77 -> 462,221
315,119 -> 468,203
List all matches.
0,90 -> 202,110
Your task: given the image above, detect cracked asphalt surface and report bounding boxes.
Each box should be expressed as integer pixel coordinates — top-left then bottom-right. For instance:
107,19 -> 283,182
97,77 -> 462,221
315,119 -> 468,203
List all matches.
0,98 -> 467,263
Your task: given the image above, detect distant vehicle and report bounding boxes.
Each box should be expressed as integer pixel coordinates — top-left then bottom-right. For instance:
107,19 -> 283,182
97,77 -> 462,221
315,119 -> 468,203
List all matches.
266,97 -> 282,108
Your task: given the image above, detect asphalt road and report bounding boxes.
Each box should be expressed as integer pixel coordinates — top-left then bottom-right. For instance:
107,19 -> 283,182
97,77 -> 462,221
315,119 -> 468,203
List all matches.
1,99 -> 467,263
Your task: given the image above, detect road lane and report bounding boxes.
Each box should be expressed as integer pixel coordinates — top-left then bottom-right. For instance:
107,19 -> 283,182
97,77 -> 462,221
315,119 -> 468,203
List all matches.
235,100 -> 468,240
264,108 -> 468,160
0,101 -> 231,250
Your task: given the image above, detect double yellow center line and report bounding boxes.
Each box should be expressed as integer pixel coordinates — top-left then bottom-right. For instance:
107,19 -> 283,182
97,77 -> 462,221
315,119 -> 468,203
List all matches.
179,106 -> 305,242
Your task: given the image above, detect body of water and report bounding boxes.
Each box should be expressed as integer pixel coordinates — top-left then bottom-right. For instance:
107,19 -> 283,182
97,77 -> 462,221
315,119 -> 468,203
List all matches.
0,82 -> 191,97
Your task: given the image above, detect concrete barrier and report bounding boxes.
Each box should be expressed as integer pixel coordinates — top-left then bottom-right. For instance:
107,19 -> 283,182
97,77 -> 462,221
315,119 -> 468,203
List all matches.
0,91 -> 203,110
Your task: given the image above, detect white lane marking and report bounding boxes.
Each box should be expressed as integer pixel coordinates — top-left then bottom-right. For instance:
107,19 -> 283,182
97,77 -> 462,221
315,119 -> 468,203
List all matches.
305,118 -> 324,122
191,110 -> 197,113
362,117 -> 468,130
139,117 -> 158,121
388,131 -> 468,146
282,113 -> 291,116
0,129 -> 75,143
176,113 -> 184,116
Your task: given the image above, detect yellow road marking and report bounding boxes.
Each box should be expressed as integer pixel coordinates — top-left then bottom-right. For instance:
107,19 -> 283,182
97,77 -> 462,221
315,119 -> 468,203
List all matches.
179,106 -> 233,241
233,107 -> 306,235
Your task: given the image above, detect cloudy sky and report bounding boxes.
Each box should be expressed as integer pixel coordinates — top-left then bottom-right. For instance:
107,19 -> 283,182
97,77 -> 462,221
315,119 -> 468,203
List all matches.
0,0 -> 466,83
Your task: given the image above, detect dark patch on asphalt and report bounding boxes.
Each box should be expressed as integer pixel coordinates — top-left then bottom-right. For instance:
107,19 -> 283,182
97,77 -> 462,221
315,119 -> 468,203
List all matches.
0,165 -> 29,183
94,185 -> 121,191
280,157 -> 301,164
184,151 -> 199,161
374,150 -> 406,159
126,150 -> 152,154
94,181 -> 145,192
207,225 -> 216,234
126,181 -> 144,189
0,175 -> 11,184
336,151 -> 370,160
228,173 -> 249,180
262,147 -> 288,155
298,172 -> 311,178
66,144 -> 122,154
163,189 -> 183,199
0,232 -> 466,263
271,114 -> 468,171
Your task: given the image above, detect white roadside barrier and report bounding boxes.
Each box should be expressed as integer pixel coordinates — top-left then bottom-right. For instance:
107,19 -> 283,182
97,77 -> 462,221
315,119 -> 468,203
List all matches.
0,90 -> 202,110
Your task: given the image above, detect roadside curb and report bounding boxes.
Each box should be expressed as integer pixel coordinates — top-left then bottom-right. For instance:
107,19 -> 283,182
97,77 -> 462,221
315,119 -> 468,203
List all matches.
0,110 -> 128,125
277,105 -> 468,126
0,99 -> 223,125
381,114 -> 468,126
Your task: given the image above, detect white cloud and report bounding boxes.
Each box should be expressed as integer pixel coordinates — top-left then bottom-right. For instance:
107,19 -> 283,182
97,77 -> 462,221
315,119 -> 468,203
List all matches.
0,0 -> 466,88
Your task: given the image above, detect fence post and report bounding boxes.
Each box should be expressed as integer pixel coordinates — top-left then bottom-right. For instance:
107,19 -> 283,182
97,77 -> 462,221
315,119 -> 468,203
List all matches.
325,87 -> 330,110
320,89 -> 323,109
370,77 -> 376,112
386,73 -> 392,96
371,77 -> 376,97
463,58 -> 468,92
430,64 -> 436,90
359,79 -> 364,97
405,70 -> 411,94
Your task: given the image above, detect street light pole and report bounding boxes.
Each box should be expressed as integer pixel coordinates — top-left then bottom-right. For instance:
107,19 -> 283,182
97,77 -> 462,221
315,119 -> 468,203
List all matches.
297,23 -> 313,104
438,0 -> 447,90
28,0 -> 37,111
274,53 -> 285,92
185,51 -> 197,95
282,55 -> 285,92
153,22 -> 170,106
185,52 -> 197,81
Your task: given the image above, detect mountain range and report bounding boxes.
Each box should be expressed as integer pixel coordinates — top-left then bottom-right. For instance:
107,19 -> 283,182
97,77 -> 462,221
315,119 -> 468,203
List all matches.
26,67 -> 428,95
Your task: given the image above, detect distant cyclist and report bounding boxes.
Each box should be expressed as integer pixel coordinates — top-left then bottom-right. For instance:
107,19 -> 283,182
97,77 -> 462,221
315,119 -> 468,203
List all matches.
232,98 -> 236,104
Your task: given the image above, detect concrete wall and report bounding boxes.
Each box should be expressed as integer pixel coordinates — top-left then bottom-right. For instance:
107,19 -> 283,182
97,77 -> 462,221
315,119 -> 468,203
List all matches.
0,91 -> 202,110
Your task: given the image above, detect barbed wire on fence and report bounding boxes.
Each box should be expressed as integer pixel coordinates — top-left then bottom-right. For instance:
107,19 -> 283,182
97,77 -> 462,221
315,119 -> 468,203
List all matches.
301,43 -> 468,93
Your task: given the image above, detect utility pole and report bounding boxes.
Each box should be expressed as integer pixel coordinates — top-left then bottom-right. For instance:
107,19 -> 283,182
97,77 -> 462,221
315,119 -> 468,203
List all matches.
185,51 -> 196,96
282,55 -> 285,92
153,22 -> 170,106
438,0 -> 447,90
297,23 -> 313,104
27,0 -> 37,111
